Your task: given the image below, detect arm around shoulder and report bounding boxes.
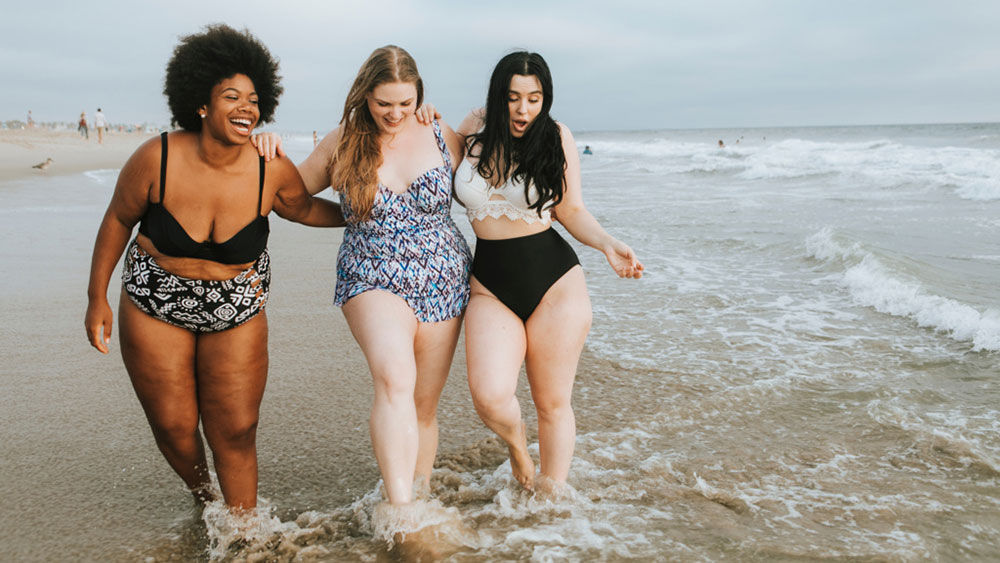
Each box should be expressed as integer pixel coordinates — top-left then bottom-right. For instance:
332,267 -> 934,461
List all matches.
270,155 -> 345,227
297,128 -> 340,195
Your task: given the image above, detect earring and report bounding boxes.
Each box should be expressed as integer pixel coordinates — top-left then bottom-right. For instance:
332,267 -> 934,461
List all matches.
199,113 -> 206,119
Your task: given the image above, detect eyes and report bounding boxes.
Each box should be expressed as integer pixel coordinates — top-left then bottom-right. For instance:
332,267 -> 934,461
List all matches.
376,100 -> 413,108
224,95 -> 258,104
508,95 -> 542,105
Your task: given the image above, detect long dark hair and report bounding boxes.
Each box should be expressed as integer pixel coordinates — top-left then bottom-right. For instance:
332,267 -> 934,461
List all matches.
467,51 -> 565,216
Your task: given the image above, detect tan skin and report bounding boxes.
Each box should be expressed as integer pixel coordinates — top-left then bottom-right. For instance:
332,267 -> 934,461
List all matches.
254,82 -> 465,505
85,74 -> 344,511
457,75 -> 643,491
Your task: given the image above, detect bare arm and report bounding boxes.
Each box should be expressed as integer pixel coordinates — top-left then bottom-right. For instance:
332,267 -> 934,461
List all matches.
456,108 -> 485,140
84,137 -> 159,353
269,155 -> 345,227
552,123 -> 644,279
439,120 -> 466,171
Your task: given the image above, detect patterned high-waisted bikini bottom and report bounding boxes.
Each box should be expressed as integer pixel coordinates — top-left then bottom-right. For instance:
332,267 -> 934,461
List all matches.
121,238 -> 270,333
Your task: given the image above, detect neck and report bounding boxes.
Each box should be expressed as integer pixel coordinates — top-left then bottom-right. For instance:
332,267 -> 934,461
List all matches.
196,130 -> 245,166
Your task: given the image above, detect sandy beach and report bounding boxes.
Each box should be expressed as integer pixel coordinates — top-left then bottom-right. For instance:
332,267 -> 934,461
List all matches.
0,128 -> 150,182
2,123 -> 998,560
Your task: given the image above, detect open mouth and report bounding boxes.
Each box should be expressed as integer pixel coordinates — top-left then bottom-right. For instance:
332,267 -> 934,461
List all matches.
229,117 -> 254,135
511,119 -> 530,134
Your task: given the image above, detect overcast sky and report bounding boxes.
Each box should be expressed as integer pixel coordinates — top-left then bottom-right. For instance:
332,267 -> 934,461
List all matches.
4,0 -> 999,132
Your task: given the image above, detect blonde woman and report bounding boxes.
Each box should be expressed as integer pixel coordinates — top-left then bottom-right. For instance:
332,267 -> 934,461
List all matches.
258,46 -> 470,506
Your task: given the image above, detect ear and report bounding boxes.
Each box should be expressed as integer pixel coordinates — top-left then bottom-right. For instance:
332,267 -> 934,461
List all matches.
198,105 -> 207,118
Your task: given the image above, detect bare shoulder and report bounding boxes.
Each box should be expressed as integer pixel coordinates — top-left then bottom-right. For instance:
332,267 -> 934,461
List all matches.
119,133 -> 166,180
318,127 -> 342,151
555,121 -> 575,141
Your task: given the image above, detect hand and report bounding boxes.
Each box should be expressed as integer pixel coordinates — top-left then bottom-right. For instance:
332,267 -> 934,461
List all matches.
415,102 -> 442,125
250,131 -> 285,161
85,298 -> 114,354
603,240 -> 644,279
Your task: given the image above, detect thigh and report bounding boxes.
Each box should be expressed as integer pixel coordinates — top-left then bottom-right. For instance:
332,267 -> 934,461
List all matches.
118,294 -> 198,425
195,312 -> 269,426
412,315 -> 462,404
465,278 -> 528,400
524,267 -> 591,403
342,290 -> 419,382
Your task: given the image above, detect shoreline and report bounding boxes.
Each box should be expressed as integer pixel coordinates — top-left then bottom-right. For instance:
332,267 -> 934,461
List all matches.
0,129 -> 152,182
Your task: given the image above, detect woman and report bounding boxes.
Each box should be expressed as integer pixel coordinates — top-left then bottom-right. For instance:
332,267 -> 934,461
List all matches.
84,24 -> 343,512
78,111 -> 89,139
263,45 -> 470,506
454,52 -> 643,490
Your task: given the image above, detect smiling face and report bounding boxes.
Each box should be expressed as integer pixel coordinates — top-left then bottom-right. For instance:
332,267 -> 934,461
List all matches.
366,81 -> 417,134
507,74 -> 544,138
200,73 -> 259,142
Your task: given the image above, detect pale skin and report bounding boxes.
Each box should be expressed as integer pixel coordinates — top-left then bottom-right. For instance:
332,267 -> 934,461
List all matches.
456,74 -> 643,490
254,81 -> 465,505
85,74 -> 344,511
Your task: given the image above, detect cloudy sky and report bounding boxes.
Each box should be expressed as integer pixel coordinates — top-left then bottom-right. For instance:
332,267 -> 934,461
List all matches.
3,0 -> 998,132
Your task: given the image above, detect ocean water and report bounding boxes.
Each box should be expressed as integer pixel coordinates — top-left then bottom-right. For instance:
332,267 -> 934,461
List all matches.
1,122 -> 997,561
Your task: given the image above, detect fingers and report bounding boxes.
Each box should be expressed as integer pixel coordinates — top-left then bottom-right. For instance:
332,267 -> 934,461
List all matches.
87,322 -> 109,354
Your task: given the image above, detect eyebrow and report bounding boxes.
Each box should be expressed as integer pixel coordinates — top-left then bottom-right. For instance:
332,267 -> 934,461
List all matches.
222,87 -> 257,96
373,97 -> 415,104
508,89 -> 543,96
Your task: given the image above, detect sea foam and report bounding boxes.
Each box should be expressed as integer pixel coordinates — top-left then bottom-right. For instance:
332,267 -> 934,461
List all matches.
806,228 -> 1000,351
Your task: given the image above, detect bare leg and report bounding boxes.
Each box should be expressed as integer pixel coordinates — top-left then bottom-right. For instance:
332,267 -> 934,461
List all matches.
465,279 -> 535,489
524,266 -> 591,483
118,296 -> 211,503
197,313 -> 269,511
412,316 -> 462,488
342,291 -> 420,505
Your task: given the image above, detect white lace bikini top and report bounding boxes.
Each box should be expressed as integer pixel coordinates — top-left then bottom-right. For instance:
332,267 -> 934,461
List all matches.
453,157 -> 552,224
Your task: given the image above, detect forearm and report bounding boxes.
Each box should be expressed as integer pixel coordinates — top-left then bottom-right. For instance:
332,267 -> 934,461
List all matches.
556,205 -> 617,251
87,213 -> 133,301
279,194 -> 345,227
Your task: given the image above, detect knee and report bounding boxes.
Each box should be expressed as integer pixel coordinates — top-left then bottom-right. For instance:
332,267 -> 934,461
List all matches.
207,416 -> 259,450
371,365 -> 416,404
534,398 -> 573,424
470,387 -> 509,421
149,416 -> 200,448
414,395 -> 439,426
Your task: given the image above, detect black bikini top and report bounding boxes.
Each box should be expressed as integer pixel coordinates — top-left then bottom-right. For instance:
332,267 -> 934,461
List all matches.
138,132 -> 269,264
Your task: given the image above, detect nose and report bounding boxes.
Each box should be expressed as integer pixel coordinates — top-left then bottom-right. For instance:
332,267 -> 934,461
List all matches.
515,100 -> 528,115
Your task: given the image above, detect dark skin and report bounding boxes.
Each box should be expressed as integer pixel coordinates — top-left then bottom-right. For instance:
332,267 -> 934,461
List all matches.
85,74 -> 344,511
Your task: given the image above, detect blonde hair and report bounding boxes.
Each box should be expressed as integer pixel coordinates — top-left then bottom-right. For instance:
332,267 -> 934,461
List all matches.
330,45 -> 423,221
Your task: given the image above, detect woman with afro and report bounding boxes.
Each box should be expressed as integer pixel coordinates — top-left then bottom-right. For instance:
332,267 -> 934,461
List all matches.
84,24 -> 344,513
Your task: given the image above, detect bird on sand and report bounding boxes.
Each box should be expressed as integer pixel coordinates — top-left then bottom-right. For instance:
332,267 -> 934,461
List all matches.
32,157 -> 53,170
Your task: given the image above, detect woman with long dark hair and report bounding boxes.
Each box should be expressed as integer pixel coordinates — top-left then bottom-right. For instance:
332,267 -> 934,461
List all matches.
454,51 -> 643,490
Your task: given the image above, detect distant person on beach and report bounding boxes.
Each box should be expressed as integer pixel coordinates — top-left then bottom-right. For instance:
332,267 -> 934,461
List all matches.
718,139 -> 724,148
583,145 -> 592,155
254,46 -> 471,508
94,108 -> 108,144
453,52 -> 643,491
78,111 -> 89,139
84,24 -> 343,515
312,130 -> 318,147
27,110 -> 34,129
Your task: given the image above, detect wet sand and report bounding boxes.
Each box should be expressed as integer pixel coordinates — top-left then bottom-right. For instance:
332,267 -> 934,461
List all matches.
0,128 -> 150,182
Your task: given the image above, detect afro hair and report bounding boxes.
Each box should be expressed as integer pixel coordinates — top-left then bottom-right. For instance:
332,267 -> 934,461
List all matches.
164,24 -> 283,131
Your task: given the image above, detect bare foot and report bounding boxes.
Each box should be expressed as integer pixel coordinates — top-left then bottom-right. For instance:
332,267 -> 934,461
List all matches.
508,421 -> 535,490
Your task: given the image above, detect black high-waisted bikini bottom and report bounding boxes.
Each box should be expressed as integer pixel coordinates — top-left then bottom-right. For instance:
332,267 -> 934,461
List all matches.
472,228 -> 580,321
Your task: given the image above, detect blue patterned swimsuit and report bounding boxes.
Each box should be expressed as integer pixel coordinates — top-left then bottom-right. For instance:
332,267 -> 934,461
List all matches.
334,121 -> 472,322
